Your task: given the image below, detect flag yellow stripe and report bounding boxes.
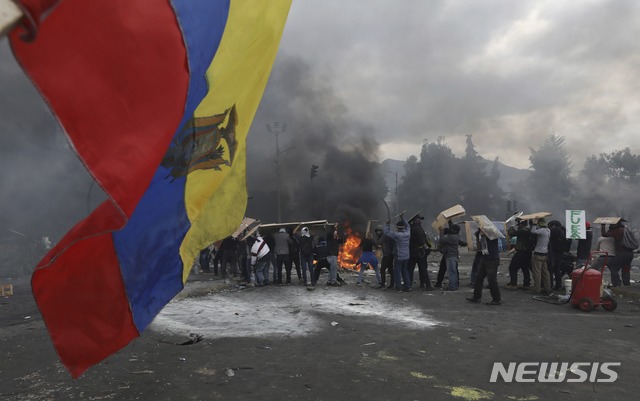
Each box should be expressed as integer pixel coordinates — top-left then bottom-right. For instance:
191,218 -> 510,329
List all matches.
180,0 -> 292,281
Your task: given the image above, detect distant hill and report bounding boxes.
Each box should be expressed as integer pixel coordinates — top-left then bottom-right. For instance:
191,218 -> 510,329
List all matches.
380,157 -> 528,195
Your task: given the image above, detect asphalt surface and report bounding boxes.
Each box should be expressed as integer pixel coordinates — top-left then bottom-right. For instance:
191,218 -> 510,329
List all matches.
2,251 -> 640,401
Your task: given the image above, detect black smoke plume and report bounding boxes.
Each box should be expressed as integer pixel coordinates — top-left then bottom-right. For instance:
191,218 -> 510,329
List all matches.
247,53 -> 388,230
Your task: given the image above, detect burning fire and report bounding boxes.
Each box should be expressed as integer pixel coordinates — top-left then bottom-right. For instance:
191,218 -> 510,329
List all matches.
338,225 -> 362,271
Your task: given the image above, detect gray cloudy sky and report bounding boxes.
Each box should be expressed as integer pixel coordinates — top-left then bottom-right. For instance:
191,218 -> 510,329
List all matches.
1,0 -> 640,237
274,0 -> 640,169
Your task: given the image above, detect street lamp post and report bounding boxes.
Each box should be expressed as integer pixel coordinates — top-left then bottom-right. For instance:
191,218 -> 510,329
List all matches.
310,164 -> 319,217
387,170 -> 399,216
266,122 -> 292,223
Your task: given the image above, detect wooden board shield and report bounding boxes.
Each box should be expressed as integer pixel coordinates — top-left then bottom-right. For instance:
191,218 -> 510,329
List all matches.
231,217 -> 258,239
518,212 -> 552,221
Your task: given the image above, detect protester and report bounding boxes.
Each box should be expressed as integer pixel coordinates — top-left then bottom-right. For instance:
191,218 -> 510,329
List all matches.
312,237 -> 331,286
376,225 -> 396,289
505,219 -> 532,289
325,225 -> 343,286
212,244 -> 222,276
530,218 -> 552,295
409,214 -> 434,290
198,245 -> 212,274
250,234 -> 271,286
384,214 -> 412,292
467,229 -> 501,305
469,228 -> 483,287
288,228 -> 303,284
591,236 -> 616,278
371,224 -> 386,273
264,232 -> 276,285
439,221 -> 467,291
297,227 -> 315,286
434,231 -> 449,288
273,227 -> 293,285
601,219 -> 634,287
238,237 -> 251,284
575,221 -> 593,268
219,236 -> 239,279
355,233 -> 382,288
547,220 -> 569,291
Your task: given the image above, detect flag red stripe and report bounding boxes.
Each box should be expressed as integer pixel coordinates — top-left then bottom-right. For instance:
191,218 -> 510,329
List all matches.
32,204 -> 139,378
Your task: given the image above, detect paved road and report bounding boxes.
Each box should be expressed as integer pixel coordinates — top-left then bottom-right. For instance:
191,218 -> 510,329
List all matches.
2,253 -> 640,401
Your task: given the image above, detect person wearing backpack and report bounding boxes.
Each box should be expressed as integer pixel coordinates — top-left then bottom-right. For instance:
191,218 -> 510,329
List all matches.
601,219 -> 636,286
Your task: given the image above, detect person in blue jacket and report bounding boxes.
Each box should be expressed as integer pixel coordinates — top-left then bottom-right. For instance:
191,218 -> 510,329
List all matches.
384,214 -> 412,292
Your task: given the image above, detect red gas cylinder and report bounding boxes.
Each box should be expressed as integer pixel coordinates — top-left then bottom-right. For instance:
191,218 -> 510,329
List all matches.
570,268 -> 602,311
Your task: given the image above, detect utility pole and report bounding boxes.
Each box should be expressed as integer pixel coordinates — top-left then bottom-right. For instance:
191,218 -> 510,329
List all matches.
266,122 -> 293,223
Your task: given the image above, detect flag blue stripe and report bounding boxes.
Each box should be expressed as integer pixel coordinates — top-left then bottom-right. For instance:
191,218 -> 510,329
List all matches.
113,0 -> 230,332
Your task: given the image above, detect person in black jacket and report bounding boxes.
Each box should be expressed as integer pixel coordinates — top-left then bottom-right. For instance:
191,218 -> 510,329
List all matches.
288,228 -> 302,284
262,233 -> 276,285
297,227 -> 315,286
547,220 -> 567,291
575,221 -> 593,268
219,236 -> 239,279
355,234 -> 382,287
467,230 -> 502,305
408,215 -> 434,290
313,237 -> 331,285
469,228 -> 483,287
506,219 -> 532,289
325,225 -> 344,286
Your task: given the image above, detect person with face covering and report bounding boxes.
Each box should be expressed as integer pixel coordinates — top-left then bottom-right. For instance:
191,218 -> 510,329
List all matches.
296,227 -> 315,286
409,214 -> 434,291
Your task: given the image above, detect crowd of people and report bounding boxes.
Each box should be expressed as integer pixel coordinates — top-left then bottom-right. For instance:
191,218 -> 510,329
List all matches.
195,224 -> 346,288
194,215 -> 638,305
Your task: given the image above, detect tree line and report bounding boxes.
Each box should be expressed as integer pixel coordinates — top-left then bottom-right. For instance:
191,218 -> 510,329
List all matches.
397,134 -> 640,227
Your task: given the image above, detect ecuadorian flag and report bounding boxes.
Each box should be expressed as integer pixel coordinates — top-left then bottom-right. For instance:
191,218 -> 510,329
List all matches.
10,0 -> 291,378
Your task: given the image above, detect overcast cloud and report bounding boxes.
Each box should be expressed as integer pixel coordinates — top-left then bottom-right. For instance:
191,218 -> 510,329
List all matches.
1,0 -> 640,237
258,0 -> 640,169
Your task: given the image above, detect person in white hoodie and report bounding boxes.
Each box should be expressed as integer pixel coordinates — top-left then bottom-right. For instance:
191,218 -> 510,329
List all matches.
250,234 -> 271,286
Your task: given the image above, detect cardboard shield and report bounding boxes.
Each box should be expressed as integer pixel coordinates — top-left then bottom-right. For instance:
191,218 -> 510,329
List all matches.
471,215 -> 505,240
431,204 -> 466,231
